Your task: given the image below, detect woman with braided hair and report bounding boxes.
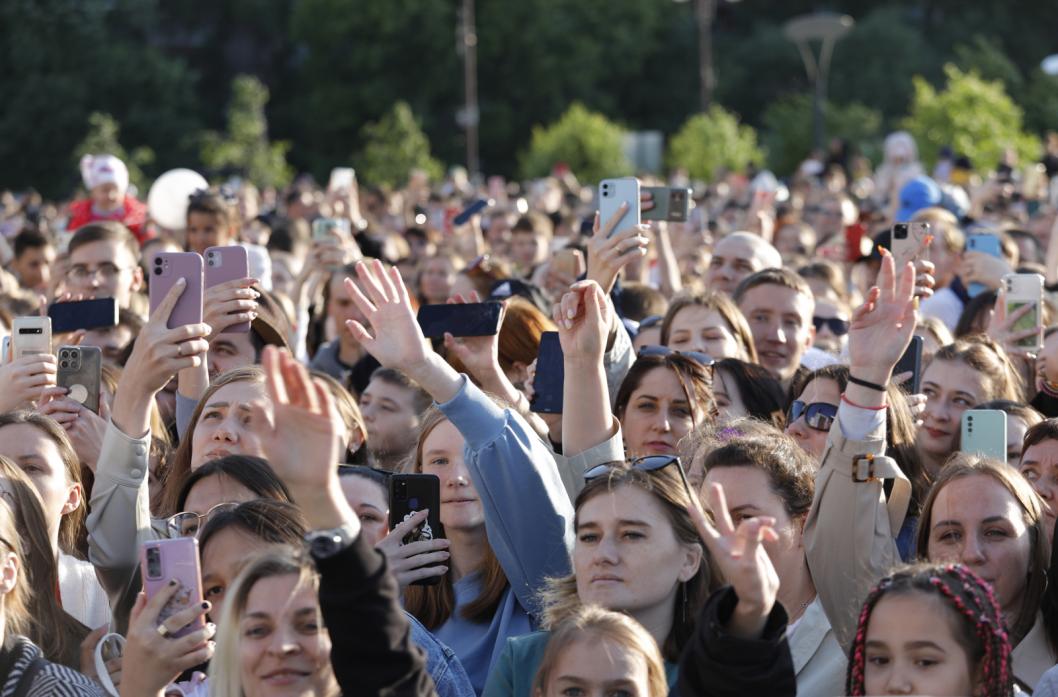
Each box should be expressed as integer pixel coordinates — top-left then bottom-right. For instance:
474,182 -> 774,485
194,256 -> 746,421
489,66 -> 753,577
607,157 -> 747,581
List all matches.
847,563 -> 1014,697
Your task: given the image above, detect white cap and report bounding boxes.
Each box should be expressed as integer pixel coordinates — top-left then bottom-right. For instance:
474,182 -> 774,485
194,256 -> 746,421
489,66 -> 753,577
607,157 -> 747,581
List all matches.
80,154 -> 129,195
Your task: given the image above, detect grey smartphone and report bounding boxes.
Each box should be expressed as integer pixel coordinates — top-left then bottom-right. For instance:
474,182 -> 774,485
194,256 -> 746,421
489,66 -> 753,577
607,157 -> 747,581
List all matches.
642,186 -> 692,223
961,409 -> 1007,463
57,345 -> 101,414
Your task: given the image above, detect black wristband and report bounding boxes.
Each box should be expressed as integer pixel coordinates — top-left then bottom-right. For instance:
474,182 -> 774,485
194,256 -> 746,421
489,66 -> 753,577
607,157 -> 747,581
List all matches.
848,375 -> 887,392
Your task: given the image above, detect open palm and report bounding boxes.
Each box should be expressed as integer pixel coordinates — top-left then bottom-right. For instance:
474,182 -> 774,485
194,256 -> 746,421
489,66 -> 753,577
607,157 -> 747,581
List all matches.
344,260 -> 431,374
847,250 -> 917,379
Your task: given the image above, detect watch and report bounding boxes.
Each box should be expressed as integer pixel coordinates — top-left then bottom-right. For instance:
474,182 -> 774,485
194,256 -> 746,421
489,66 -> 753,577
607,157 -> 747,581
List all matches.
304,522 -> 358,559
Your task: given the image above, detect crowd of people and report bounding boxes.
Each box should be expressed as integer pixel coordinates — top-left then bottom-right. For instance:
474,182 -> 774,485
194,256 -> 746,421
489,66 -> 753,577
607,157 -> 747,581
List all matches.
0,129 -> 1057,696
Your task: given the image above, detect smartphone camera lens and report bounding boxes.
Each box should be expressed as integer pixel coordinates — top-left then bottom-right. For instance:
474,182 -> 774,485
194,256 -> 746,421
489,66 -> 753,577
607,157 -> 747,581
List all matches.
154,267 -> 162,275
154,258 -> 162,265
60,360 -> 68,369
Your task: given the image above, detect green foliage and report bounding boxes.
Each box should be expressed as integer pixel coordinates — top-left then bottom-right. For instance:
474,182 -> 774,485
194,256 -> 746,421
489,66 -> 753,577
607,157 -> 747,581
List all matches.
953,35 -> 1023,93
73,112 -> 155,194
667,107 -> 762,182
519,103 -> 630,184
902,64 -> 1040,172
1022,70 -> 1058,136
200,76 -> 293,188
761,95 -> 883,176
355,102 -> 443,188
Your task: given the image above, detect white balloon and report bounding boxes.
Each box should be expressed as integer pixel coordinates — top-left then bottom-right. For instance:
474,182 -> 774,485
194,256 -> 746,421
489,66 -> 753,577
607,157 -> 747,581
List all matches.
147,169 -> 208,231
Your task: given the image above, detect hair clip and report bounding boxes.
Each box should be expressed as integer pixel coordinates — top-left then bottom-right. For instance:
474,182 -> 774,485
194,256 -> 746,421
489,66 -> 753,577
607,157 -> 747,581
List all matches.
715,426 -> 742,441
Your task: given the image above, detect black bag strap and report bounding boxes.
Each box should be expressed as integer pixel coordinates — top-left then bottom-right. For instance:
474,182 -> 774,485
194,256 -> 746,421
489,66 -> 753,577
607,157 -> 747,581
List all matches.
12,655 -> 45,697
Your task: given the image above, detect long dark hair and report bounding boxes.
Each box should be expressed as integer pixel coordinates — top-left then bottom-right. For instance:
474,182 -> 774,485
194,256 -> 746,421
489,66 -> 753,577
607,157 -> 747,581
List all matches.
713,358 -> 785,427
175,455 -> 292,512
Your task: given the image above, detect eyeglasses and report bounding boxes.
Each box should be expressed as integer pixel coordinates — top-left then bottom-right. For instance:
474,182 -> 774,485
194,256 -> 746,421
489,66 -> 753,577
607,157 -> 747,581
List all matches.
66,262 -> 127,282
812,316 -> 850,336
585,455 -> 695,505
165,501 -> 239,539
787,400 -> 838,432
637,345 -> 715,371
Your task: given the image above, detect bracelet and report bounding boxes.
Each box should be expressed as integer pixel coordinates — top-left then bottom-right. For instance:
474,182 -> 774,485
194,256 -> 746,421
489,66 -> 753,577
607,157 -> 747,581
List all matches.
848,375 -> 887,392
841,393 -> 888,410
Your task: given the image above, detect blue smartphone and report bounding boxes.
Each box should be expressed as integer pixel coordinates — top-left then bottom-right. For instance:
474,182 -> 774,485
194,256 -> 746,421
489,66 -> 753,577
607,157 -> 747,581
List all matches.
530,331 -> 564,414
961,409 -> 1007,463
453,199 -> 489,227
965,233 -> 1002,298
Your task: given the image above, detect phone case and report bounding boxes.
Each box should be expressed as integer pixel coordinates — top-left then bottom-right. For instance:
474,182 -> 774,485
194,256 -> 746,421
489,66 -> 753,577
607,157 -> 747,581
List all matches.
965,234 -> 1002,298
530,331 -> 565,414
57,346 -> 101,414
641,187 -> 691,223
140,538 -> 206,638
890,222 -> 931,269
48,297 -> 118,334
894,336 -> 923,395
205,246 -> 251,333
417,302 -> 503,338
12,317 -> 51,360
1003,273 -> 1044,351
150,253 -> 204,329
599,178 -> 640,237
312,218 -> 351,243
961,409 -> 1007,463
388,474 -> 444,586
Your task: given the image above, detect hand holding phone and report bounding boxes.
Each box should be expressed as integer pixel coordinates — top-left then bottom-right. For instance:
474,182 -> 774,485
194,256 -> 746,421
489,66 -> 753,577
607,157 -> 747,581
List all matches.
149,253 -> 204,329
598,178 -> 640,237
56,345 -> 101,414
382,474 -> 446,587
204,246 -> 254,334
1000,273 -> 1043,352
12,316 -> 51,359
890,222 -> 931,270
641,187 -> 691,223
417,302 -> 503,339
140,538 -> 207,638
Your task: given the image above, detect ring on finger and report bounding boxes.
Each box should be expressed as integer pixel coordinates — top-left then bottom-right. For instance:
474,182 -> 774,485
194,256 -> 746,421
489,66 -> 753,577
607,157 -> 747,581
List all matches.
156,623 -> 171,638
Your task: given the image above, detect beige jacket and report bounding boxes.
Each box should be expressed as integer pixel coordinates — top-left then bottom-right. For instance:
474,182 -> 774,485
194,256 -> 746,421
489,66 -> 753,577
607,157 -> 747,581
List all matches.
802,415 -> 910,650
790,596 -> 847,697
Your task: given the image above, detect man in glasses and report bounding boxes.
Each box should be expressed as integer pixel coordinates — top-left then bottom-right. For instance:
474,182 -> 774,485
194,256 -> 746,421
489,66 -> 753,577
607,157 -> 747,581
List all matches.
65,222 -> 145,313
734,268 -> 816,391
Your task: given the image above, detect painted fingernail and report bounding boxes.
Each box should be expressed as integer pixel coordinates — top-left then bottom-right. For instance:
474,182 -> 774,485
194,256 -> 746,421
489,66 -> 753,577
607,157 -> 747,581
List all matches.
201,601 -> 210,610
913,296 -> 920,310
169,579 -> 178,586
566,308 -> 575,319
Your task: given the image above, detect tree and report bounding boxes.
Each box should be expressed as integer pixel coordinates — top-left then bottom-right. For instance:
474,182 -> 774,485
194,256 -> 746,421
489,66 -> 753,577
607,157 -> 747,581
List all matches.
73,112 -> 155,194
200,75 -> 293,188
519,103 -> 630,184
355,102 -> 443,188
1022,69 -> 1058,136
902,64 -> 1040,172
667,107 -> 762,182
761,95 -> 882,176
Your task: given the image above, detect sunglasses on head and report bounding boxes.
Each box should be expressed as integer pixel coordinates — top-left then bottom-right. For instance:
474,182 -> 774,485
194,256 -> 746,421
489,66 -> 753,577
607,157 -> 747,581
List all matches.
637,345 -> 715,371
812,316 -> 850,335
585,455 -> 695,504
787,400 -> 838,432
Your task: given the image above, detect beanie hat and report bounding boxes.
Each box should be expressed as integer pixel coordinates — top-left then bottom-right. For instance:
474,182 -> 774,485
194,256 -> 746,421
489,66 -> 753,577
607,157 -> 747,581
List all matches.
80,154 -> 129,195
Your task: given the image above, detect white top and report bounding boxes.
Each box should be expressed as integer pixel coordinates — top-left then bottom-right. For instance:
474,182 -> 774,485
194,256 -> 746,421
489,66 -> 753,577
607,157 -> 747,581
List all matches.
58,551 -> 111,629
788,596 -> 847,697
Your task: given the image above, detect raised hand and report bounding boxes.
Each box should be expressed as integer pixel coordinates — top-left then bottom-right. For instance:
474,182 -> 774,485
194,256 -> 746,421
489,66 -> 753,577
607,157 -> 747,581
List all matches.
202,277 -> 258,338
39,386 -> 110,472
553,280 -> 611,363
586,204 -> 649,293
692,483 -> 780,639
343,260 -> 431,375
442,292 -> 505,385
0,353 -> 56,412
847,249 -> 917,385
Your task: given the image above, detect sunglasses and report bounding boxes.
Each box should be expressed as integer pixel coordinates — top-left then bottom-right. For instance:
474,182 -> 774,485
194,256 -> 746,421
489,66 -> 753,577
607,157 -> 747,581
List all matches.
637,345 -> 715,371
585,455 -> 695,504
638,315 -> 664,331
166,501 -> 239,539
787,400 -> 838,432
812,316 -> 851,336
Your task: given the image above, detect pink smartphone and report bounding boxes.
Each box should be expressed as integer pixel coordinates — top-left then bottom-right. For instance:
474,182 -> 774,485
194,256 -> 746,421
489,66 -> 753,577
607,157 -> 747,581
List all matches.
204,246 -> 251,333
149,252 -> 204,329
140,538 -> 206,638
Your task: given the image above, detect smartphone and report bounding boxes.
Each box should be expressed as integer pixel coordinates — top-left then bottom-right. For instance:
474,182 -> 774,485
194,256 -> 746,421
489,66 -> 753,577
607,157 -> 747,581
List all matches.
599,178 -> 640,237
140,538 -> 206,638
530,331 -> 564,414
328,167 -> 356,192
417,302 -> 503,338
965,233 -> 1003,298
57,345 -> 101,414
891,222 -> 931,269
961,409 -> 1008,463
312,217 -> 351,244
205,246 -> 251,333
552,248 -> 582,279
894,336 -> 924,394
48,297 -> 118,334
149,253 -> 204,329
12,317 -> 51,359
641,186 -> 691,223
1,337 -> 8,364
453,199 -> 489,227
388,474 -> 444,586
1003,273 -> 1044,351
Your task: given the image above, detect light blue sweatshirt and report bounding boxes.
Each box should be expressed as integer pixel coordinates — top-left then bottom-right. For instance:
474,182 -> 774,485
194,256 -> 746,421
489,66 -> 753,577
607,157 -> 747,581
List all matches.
432,376 -> 575,694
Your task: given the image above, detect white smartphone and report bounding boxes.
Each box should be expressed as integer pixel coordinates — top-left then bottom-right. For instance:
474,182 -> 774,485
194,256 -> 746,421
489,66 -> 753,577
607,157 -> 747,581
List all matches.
1003,273 -> 1044,351
890,222 -> 931,269
598,178 -> 640,238
11,317 -> 52,360
328,167 -> 356,192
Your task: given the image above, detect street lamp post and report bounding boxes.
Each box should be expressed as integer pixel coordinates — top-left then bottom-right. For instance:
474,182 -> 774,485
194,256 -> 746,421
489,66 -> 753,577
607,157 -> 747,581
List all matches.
674,0 -> 740,112
783,13 -> 854,151
457,0 -> 480,177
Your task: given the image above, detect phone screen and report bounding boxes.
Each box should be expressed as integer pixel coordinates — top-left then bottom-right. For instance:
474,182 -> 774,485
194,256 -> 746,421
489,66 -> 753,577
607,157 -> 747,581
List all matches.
1009,301 -> 1040,347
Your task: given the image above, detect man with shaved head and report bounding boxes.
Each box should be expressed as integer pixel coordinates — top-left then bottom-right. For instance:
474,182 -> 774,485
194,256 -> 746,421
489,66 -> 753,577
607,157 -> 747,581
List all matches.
704,231 -> 783,295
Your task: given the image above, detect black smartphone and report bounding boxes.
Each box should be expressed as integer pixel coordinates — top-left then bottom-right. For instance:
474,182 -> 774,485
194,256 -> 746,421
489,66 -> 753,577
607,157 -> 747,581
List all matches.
417,302 -> 503,338
48,297 -> 118,334
530,331 -> 564,414
894,336 -> 923,394
453,199 -> 489,227
388,474 -> 444,586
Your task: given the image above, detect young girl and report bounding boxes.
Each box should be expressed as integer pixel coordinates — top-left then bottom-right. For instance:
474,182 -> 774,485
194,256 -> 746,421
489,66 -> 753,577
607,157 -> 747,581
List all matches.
847,563 -> 1014,697
531,606 -> 668,697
